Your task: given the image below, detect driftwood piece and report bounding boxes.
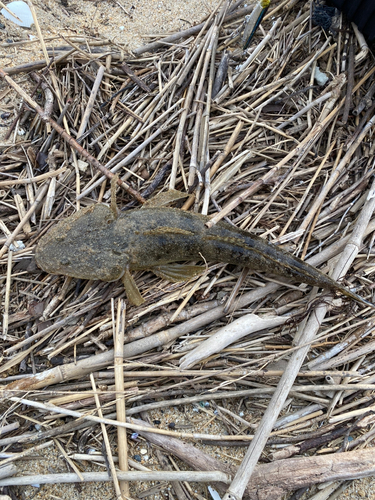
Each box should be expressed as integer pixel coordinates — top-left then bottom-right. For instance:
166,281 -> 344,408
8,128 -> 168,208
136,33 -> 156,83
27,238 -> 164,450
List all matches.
132,417 -> 375,500
0,464 -> 18,480
0,470 -> 230,486
179,313 -> 287,369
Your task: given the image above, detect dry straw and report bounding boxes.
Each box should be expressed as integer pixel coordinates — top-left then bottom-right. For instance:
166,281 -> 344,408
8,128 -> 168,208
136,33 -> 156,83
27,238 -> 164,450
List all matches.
1,0 -> 375,498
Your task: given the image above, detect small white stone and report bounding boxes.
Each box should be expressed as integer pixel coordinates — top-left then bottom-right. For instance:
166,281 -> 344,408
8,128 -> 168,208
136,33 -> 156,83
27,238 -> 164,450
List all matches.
140,448 -> 147,455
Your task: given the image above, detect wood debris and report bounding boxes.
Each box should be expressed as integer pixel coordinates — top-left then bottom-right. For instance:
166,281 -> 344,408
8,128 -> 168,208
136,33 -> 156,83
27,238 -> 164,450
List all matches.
1,1 -> 375,499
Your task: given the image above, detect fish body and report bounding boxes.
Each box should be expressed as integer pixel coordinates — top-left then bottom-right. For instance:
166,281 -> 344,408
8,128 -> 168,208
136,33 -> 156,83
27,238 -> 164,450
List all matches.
35,203 -> 370,306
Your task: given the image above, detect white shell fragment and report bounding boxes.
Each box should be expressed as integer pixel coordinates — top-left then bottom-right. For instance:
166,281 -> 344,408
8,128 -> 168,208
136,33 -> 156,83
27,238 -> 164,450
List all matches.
208,486 -> 222,500
1,1 -> 34,28
314,66 -> 329,86
9,240 -> 25,252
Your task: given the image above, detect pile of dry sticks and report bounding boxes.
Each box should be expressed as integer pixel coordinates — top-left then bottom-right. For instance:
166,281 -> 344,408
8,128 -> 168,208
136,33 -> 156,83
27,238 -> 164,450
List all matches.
1,0 -> 375,498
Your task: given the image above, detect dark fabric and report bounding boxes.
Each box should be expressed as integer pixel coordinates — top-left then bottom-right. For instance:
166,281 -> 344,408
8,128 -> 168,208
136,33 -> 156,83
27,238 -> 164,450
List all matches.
328,0 -> 375,40
312,5 -> 336,31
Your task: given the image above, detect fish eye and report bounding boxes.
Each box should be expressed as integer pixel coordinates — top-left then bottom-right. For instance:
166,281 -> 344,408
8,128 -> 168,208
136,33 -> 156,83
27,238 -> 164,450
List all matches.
60,258 -> 70,266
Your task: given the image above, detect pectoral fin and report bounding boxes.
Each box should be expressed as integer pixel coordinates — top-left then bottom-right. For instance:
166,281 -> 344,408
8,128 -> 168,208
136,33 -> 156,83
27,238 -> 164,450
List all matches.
151,264 -> 205,282
121,268 -> 145,306
142,189 -> 188,208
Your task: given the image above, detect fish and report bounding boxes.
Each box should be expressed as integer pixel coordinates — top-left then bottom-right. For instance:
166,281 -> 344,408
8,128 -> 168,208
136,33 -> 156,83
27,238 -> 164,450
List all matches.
35,203 -> 372,307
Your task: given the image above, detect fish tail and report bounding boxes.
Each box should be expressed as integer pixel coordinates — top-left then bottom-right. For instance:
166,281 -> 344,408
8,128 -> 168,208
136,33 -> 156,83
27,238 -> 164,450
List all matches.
336,284 -> 373,308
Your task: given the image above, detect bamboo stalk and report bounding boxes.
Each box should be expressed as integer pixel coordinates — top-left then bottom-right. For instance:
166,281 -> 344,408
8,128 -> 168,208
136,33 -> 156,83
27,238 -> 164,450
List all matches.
2,250 -> 13,339
90,373 -> 123,499
113,299 -> 129,498
0,470 -> 231,486
0,166 -> 67,187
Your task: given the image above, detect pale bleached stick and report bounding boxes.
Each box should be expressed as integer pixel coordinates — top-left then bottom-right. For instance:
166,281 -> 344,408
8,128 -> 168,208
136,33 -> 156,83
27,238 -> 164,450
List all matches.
0,463 -> 18,480
113,299 -> 129,498
90,373 -> 123,499
2,250 -> 13,339
0,440 -> 53,467
70,453 -> 151,471
308,320 -> 374,370
0,182 -> 49,259
76,65 -> 105,140
180,314 -> 287,370
13,195 -> 31,234
276,91 -> 333,130
121,369 -> 360,378
329,405 -> 375,424
0,470 -> 231,487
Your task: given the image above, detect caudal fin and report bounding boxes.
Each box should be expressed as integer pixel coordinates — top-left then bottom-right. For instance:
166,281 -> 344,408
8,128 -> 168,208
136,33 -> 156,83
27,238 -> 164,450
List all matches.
338,285 -> 373,308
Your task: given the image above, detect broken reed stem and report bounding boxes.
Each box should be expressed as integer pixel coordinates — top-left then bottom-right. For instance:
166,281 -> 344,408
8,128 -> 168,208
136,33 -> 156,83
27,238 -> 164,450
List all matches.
0,68 -> 145,205
298,114 -> 375,236
0,182 -> 49,259
113,299 -> 129,498
0,166 -> 66,187
2,250 -> 13,339
169,26 -> 214,189
76,65 -> 105,140
53,437 -> 84,482
0,440 -> 54,467
90,373 -> 123,499
0,470 -> 231,486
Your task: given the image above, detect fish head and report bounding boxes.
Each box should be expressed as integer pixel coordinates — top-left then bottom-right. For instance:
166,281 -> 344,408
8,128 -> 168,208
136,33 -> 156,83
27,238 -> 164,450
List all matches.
35,203 -> 125,282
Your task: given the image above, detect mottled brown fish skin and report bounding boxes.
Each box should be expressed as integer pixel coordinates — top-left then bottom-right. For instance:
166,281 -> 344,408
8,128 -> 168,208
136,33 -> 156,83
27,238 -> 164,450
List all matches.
35,204 -> 370,306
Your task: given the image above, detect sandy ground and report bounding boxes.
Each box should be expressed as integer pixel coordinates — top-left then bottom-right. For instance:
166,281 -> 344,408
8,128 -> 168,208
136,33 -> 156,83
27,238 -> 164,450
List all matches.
1,1 -> 375,499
